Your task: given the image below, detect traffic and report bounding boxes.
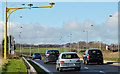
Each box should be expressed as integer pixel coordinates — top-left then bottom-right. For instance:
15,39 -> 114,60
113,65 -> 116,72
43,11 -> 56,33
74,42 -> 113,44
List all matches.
31,48 -> 110,72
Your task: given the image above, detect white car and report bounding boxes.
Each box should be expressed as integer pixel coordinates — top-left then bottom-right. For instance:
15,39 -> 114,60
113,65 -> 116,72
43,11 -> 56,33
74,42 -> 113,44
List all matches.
56,52 -> 81,72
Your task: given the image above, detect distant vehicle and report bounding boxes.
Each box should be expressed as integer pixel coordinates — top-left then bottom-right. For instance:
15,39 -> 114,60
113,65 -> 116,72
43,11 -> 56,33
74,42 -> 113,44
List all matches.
32,53 -> 41,60
83,49 -> 103,65
56,52 -> 81,72
44,49 -> 59,64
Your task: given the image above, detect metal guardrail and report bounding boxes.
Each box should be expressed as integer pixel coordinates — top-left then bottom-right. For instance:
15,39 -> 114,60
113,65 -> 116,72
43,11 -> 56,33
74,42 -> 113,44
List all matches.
22,57 -> 37,74
31,60 -> 51,73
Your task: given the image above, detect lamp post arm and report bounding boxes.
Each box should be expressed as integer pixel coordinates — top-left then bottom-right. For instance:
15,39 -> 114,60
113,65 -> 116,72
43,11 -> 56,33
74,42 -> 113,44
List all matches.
7,5 -> 53,19
8,5 -> 53,10
7,9 -> 18,19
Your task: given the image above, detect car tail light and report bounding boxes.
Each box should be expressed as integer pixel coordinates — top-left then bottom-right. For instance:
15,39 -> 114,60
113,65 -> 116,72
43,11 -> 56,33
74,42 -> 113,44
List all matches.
46,54 -> 50,57
57,54 -> 59,55
76,60 -> 80,62
101,56 -> 103,58
87,55 -> 89,59
34,55 -> 36,56
60,61 -> 64,63
39,55 -> 40,56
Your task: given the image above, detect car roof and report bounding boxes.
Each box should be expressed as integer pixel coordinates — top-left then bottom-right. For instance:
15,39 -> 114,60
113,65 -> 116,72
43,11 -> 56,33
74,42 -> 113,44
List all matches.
46,49 -> 59,51
33,52 -> 41,54
87,48 -> 101,51
61,52 -> 77,54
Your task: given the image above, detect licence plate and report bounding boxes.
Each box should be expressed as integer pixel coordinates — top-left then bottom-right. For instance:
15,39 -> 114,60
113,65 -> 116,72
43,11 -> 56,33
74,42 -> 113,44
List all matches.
68,63 -> 75,66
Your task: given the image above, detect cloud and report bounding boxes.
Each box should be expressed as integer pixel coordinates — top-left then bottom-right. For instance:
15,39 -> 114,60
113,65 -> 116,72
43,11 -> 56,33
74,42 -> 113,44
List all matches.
0,12 -> 118,44
62,12 -> 118,44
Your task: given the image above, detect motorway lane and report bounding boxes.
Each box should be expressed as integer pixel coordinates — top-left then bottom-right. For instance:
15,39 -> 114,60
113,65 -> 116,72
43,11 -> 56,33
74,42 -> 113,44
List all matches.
33,59 -> 119,73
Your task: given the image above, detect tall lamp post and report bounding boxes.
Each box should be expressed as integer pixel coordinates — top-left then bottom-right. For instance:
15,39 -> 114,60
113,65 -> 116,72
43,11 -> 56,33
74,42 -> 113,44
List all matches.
83,25 -> 93,49
68,34 -> 72,51
4,2 -> 55,59
19,26 -> 22,56
109,15 -> 119,58
83,30 -> 88,49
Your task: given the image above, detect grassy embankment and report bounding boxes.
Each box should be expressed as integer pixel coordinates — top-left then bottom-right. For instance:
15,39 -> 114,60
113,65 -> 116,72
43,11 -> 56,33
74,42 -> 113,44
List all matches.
2,59 -> 27,73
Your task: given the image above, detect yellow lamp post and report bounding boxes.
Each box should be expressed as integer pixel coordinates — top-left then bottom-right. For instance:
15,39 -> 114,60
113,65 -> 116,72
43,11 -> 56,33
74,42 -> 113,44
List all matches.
4,2 -> 55,59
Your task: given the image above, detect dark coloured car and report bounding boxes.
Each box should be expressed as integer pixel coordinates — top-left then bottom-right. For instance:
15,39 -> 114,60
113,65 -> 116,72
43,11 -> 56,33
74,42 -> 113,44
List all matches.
44,49 -> 59,64
32,53 -> 41,60
83,49 -> 103,65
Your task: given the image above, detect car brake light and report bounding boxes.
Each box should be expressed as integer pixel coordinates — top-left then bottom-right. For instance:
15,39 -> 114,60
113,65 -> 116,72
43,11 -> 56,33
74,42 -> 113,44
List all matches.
46,54 -> 50,57
76,60 -> 80,62
101,56 -> 103,58
60,61 -> 64,63
87,55 -> 89,59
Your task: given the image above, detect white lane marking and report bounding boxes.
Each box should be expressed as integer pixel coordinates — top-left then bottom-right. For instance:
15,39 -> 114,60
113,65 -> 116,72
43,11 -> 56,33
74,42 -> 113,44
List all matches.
31,60 -> 51,73
99,71 -> 105,73
84,67 -> 88,69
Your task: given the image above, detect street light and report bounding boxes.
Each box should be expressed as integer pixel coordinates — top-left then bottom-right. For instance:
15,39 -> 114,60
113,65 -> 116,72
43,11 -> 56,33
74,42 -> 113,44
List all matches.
109,15 -> 119,58
4,2 -> 55,59
83,30 -> 88,49
68,33 -> 72,51
19,26 -> 22,56
38,44 -> 39,52
83,25 -> 93,49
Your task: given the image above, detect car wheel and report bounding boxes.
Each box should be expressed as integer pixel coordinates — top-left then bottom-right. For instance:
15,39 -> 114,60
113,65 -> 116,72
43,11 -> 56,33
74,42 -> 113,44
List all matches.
83,59 -> 85,64
56,67 -> 59,71
78,67 -> 81,71
86,60 -> 89,65
97,62 -> 100,65
44,61 -> 47,64
75,67 -> 81,71
59,68 -> 62,72
101,61 -> 103,65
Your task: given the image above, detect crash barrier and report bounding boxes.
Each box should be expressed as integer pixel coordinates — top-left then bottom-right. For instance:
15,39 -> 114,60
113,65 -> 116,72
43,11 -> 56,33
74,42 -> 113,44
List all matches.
22,57 -> 37,74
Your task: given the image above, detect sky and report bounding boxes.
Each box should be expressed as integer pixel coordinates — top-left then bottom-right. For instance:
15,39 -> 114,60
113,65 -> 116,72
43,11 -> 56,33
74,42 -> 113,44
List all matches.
0,1 -> 119,45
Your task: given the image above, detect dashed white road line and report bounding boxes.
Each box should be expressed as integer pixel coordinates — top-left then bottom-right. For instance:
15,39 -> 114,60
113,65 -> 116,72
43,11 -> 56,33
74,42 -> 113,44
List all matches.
84,67 -> 88,69
99,71 -> 105,73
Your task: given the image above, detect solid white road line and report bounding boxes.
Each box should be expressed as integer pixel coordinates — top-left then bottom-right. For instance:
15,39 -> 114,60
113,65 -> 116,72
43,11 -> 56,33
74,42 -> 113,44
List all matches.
31,60 -> 51,73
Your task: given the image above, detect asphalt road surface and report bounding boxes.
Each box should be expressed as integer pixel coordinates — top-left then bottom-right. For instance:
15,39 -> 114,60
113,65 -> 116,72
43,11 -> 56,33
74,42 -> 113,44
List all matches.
32,59 -> 120,74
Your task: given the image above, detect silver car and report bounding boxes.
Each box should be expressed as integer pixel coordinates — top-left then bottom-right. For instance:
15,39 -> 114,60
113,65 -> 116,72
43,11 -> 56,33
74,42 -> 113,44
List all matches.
56,52 -> 81,72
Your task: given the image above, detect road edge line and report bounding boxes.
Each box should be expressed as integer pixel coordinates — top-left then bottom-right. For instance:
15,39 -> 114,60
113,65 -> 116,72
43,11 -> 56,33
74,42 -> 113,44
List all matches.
31,60 -> 51,73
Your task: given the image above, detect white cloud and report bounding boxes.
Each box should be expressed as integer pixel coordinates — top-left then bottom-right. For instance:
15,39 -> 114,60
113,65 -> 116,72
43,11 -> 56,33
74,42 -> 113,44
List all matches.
0,12 -> 118,44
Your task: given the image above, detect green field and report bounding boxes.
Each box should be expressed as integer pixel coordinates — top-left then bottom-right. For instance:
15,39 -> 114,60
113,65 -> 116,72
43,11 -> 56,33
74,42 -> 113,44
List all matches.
2,59 -> 27,73
15,47 -> 119,61
15,47 -> 73,53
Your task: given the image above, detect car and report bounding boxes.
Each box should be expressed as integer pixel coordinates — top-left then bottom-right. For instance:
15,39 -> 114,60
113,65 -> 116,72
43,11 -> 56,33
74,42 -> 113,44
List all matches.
83,48 -> 103,65
32,53 -> 42,60
44,49 -> 59,64
56,52 -> 81,72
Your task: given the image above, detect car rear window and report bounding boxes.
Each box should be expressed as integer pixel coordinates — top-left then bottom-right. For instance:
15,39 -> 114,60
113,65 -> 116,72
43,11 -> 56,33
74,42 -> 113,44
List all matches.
47,50 -> 59,54
34,53 -> 40,55
62,54 -> 79,59
88,50 -> 102,55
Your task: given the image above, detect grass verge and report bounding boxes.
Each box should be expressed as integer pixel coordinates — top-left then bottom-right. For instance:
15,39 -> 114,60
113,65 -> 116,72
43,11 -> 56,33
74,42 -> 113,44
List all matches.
27,60 -> 47,74
2,59 -> 27,73
103,57 -> 119,61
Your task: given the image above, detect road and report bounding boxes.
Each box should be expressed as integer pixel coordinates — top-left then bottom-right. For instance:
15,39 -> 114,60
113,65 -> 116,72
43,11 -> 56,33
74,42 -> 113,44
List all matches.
32,59 -> 120,74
